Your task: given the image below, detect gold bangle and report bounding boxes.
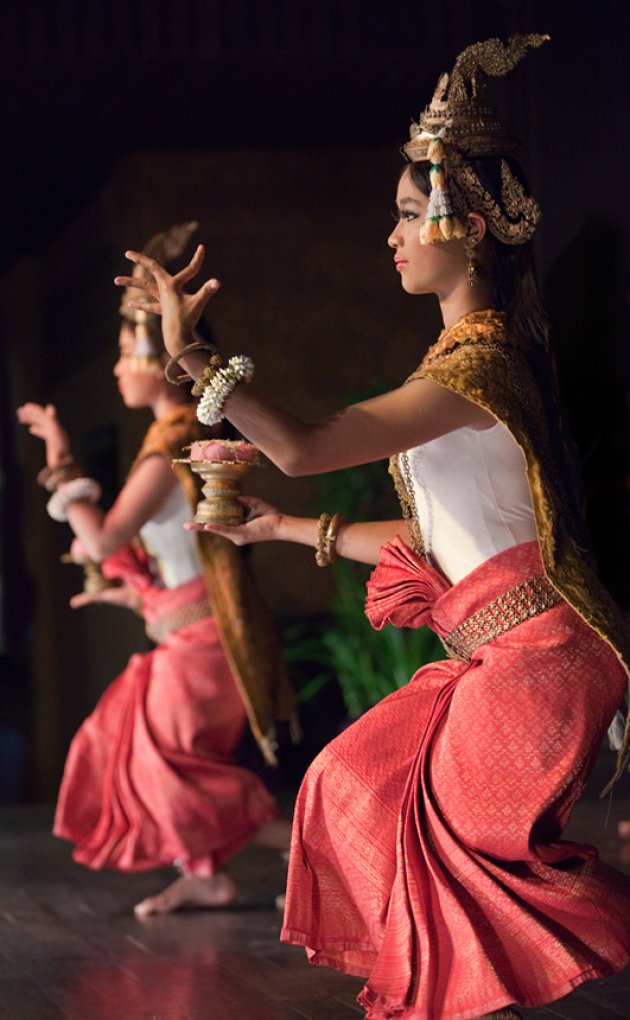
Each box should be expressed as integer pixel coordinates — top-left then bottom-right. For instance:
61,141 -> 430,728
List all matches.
315,513 -> 332,567
314,512 -> 345,567
164,341 -> 218,385
325,512 -> 346,565
191,353 -> 223,396
37,456 -> 81,492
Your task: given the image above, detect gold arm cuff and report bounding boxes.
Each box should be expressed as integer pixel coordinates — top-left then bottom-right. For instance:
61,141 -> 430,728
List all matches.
164,341 -> 218,385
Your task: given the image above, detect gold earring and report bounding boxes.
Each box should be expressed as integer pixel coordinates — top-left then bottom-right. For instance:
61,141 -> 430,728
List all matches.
466,245 -> 481,288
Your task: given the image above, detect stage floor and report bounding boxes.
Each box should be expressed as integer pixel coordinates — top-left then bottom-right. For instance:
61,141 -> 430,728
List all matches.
1,755 -> 629,1019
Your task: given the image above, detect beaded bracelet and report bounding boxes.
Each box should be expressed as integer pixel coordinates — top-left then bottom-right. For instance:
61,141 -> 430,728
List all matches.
191,353 -> 223,397
37,455 -> 81,493
326,512 -> 346,565
315,512 -> 346,567
47,477 -> 102,522
196,355 -> 255,426
164,340 -> 218,385
315,513 -> 332,567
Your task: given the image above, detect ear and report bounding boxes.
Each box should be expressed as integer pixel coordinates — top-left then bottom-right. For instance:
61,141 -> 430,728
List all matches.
464,212 -> 487,246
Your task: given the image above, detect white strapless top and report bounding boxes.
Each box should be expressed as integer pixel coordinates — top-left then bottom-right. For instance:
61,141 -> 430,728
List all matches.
139,483 -> 202,589
402,421 -> 537,585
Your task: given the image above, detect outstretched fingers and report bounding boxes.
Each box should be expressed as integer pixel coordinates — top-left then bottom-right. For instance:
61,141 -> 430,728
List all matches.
127,297 -> 163,315
173,244 -> 206,285
124,249 -> 170,280
173,245 -> 222,297
113,274 -> 158,295
114,243 -> 221,317
183,520 -> 247,543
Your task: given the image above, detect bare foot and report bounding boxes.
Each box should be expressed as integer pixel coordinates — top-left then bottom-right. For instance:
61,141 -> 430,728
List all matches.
134,871 -> 237,918
618,820 -> 630,840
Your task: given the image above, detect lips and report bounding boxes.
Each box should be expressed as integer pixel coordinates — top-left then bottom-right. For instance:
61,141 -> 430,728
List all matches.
394,259 -> 408,271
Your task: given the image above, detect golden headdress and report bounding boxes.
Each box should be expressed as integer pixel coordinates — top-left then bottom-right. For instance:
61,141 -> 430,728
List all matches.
402,34 -> 549,245
119,220 -> 199,370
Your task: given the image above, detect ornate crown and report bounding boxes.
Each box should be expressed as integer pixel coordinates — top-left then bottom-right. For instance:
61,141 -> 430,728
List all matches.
402,35 -> 549,245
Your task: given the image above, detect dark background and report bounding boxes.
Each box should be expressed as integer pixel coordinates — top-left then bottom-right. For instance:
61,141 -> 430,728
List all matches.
1,0 -> 628,802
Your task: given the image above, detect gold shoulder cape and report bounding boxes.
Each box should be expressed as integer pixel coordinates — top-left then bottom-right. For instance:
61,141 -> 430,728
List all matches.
130,405 -> 295,765
402,310 -> 630,792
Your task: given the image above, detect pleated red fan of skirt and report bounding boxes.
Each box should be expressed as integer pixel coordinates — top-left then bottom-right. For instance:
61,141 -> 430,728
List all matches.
54,573 -> 278,875
281,540 -> 630,1019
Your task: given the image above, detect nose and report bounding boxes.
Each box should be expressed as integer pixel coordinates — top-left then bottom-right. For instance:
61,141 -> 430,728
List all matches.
113,357 -> 123,377
387,224 -> 400,250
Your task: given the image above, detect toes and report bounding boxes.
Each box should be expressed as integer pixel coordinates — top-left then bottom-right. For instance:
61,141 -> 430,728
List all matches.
133,874 -> 238,917
134,896 -> 158,918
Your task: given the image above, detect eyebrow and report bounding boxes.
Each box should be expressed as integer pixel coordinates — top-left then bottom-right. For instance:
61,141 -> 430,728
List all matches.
398,197 -> 423,207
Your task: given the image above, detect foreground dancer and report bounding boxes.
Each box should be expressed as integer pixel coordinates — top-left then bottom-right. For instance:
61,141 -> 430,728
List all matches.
115,37 -> 630,1019
18,224 -> 294,917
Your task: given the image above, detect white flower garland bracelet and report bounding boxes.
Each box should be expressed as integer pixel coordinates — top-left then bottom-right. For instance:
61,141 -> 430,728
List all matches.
47,477 -> 102,522
195,355 -> 255,426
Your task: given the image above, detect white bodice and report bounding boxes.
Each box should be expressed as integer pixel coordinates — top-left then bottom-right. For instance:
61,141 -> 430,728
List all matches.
402,421 -> 537,585
139,482 -> 202,589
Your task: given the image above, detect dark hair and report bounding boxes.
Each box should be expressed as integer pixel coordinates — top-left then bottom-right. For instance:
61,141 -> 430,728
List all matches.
409,158 -> 549,350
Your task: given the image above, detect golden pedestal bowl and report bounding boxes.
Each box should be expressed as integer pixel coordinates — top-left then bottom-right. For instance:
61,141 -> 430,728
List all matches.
175,440 -> 261,526
60,554 -> 114,594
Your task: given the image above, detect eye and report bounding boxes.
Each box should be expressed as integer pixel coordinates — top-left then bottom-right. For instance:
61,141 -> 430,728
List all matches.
391,208 -> 420,223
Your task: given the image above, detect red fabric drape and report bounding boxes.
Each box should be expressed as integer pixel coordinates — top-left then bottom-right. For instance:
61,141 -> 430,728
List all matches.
282,540 -> 630,1019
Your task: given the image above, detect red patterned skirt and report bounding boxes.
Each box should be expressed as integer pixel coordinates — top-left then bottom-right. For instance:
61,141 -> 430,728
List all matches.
281,540 -> 630,1019
54,573 -> 278,875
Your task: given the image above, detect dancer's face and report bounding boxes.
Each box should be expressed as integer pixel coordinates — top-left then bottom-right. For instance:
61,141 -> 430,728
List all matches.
387,168 -> 468,297
113,323 -> 163,408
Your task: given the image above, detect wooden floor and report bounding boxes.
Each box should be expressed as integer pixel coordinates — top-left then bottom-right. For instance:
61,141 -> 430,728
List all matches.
1,755 -> 630,1019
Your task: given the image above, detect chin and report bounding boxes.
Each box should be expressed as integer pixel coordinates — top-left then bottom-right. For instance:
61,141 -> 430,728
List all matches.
400,278 -> 430,296
120,393 -> 142,409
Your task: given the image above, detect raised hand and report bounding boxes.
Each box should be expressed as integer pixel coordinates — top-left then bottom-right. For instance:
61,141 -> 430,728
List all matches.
70,583 -> 141,613
113,244 -> 221,359
16,402 -> 71,467
184,495 -> 282,547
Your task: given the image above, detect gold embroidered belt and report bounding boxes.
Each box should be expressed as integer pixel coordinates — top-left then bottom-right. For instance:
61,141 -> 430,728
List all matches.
146,596 -> 212,644
440,574 -> 562,663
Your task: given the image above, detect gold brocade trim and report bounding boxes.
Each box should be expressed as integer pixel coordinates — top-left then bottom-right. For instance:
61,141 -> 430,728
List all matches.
145,596 -> 212,644
129,406 -> 205,477
441,575 -> 561,663
421,309 -> 511,367
388,454 -> 424,555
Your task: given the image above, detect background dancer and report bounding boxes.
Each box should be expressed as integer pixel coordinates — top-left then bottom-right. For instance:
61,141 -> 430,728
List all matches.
17,223 -> 294,918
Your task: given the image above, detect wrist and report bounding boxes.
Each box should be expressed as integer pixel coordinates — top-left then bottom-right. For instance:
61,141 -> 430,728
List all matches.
49,451 -> 72,468
166,330 -> 194,356
38,454 -> 80,492
164,343 -> 217,386
275,514 -> 314,549
275,513 -> 292,543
